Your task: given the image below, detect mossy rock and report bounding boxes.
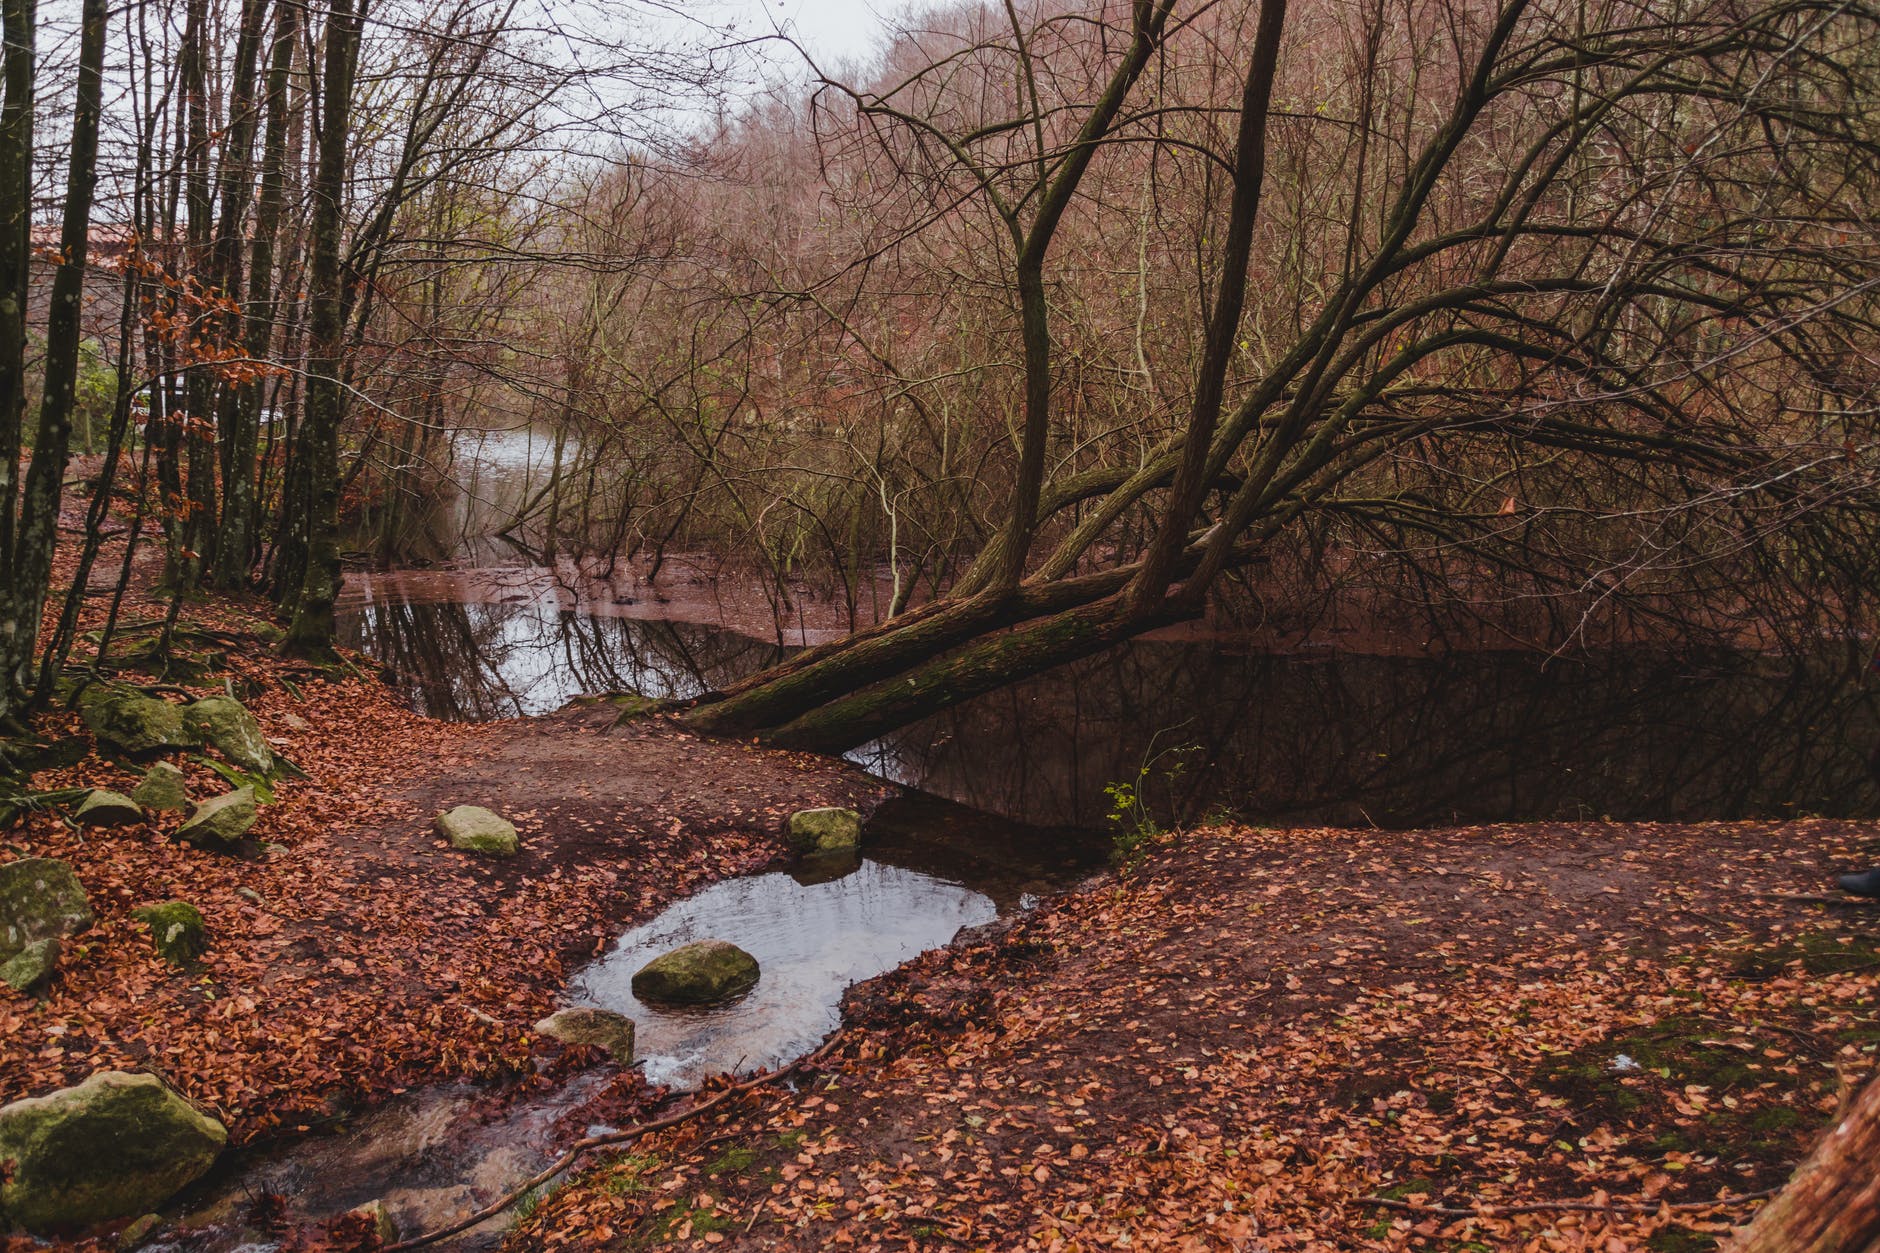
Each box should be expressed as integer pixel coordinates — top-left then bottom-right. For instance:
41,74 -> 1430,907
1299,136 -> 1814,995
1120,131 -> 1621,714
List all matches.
130,763 -> 190,813
534,1007 -> 636,1062
434,805 -> 519,857
0,858 -> 93,961
631,939 -> 760,1005
73,790 -> 144,828
176,787 -> 256,845
786,807 -> 862,854
77,688 -> 199,756
181,697 -> 273,775
1,937 -> 61,993
0,1071 -> 226,1232
132,901 -> 207,964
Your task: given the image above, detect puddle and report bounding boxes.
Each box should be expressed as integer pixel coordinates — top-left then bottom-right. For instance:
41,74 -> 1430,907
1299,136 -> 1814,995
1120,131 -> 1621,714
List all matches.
571,858 -> 996,1089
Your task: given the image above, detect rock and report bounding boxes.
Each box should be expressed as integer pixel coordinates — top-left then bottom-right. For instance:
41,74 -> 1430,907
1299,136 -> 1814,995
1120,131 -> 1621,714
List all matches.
789,850 -> 862,887
434,805 -> 519,857
73,790 -> 144,828
631,939 -> 760,1005
181,697 -> 273,775
235,887 -> 264,907
129,762 -> 190,813
534,1007 -> 635,1061
346,1200 -> 397,1243
0,858 -> 93,962
0,1071 -> 226,1232
176,787 -> 256,845
277,711 -> 312,733
78,688 -> 199,756
116,1214 -> 162,1251
131,902 -> 208,964
1,938 -> 60,993
787,807 -> 862,854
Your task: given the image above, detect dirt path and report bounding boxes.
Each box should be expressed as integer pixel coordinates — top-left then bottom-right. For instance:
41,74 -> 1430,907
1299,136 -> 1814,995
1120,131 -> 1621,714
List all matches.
4,660 -> 892,1144
511,818 -> 1880,1252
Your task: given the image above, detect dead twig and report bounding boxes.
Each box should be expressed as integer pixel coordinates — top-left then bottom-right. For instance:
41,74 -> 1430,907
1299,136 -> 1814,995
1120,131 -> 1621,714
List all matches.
1359,1186 -> 1778,1219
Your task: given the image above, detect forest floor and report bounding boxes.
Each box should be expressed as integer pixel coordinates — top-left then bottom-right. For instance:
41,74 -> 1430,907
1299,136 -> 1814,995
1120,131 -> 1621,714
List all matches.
1,517 -> 891,1160
507,818 -> 1879,1253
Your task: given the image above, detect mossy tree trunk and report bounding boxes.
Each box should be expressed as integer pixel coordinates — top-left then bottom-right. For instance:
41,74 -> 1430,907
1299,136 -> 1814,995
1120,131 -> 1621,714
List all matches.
1732,1072 -> 1880,1253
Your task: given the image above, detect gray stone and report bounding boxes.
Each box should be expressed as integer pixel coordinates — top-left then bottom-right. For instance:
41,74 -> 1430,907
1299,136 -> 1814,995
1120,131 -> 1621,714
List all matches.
176,787 -> 256,845
631,940 -> 760,1005
78,689 -> 199,756
73,790 -> 144,828
235,887 -> 263,907
129,763 -> 190,813
181,697 -> 274,775
0,858 -> 93,962
534,1007 -> 635,1062
131,902 -> 207,964
0,1071 -> 226,1232
1,938 -> 60,993
434,805 -> 519,857
347,1200 -> 396,1243
786,807 -> 862,854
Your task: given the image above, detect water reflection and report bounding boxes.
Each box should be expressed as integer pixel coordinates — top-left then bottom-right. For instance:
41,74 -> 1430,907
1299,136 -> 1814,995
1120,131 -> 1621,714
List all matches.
571,859 -> 997,1089
337,588 -> 1880,828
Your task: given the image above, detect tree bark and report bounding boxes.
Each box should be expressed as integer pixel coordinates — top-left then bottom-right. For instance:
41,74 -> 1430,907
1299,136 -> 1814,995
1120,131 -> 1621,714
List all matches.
1732,1074 -> 1880,1253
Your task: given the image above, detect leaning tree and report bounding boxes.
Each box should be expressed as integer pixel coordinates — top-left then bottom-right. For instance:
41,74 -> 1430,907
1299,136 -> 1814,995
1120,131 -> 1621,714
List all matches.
677,0 -> 1880,751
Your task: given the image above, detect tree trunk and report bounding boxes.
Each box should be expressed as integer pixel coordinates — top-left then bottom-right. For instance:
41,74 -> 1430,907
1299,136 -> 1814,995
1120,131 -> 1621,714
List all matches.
1732,1074 -> 1880,1253
285,0 -> 362,656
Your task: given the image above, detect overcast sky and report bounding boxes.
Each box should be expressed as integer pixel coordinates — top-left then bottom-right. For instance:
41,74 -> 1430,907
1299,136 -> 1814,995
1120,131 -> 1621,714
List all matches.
678,0 -> 931,79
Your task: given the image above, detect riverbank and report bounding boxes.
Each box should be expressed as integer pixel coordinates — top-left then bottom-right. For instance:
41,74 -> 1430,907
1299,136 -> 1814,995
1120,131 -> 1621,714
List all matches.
0,573 -> 891,1179
506,817 -> 1879,1252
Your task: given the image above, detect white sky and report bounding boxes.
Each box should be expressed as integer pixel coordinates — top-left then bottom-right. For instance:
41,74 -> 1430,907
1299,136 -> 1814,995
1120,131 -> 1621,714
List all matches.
680,0 -> 931,79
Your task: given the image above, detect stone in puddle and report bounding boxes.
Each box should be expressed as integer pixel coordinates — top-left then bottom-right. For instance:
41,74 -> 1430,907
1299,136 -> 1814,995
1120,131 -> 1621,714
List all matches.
631,939 -> 760,1005
434,805 -> 519,857
534,1007 -> 636,1061
0,1070 -> 227,1232
74,790 -> 143,828
786,807 -> 862,854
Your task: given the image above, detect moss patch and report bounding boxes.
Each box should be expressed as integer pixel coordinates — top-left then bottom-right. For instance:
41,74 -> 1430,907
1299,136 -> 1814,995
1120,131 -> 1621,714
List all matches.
1732,929 -> 1879,979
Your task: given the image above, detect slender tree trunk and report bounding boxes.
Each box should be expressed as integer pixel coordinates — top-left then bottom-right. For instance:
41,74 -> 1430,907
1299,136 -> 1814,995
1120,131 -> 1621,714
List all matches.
285,0 -> 363,656
0,0 -> 32,720
9,0 -> 107,695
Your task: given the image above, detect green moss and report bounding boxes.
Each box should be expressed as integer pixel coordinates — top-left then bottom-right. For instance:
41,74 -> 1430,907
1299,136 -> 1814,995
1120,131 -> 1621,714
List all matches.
132,901 -> 208,964
1646,1229 -> 1718,1252
706,1147 -> 757,1175
1376,1178 -> 1436,1201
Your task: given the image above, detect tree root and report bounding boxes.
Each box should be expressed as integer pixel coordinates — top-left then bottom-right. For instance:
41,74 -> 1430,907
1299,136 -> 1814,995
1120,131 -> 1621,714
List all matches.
1359,1186 -> 1777,1219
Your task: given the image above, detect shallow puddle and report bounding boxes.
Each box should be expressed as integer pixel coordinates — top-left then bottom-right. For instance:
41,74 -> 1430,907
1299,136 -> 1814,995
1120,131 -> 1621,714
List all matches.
571,858 -> 998,1089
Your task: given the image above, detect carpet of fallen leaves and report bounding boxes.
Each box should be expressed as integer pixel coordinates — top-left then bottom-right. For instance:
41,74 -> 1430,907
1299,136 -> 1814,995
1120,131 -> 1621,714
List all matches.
2,567 -> 891,1148
509,819 -> 1878,1252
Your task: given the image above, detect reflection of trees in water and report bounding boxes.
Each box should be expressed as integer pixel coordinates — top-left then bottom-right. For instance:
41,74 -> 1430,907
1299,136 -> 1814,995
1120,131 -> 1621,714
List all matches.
338,599 -> 784,720
865,648 -> 1880,828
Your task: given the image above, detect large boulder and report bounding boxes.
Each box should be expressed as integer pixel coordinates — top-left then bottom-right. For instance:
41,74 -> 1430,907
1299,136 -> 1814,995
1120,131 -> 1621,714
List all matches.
175,787 -> 256,846
631,939 -> 760,1005
129,762 -> 190,813
181,698 -> 273,775
1,938 -> 60,993
131,902 -> 208,964
73,790 -> 143,829
786,807 -> 862,855
0,1071 -> 226,1232
434,805 -> 519,857
78,689 -> 198,756
0,858 -> 93,962
534,1007 -> 636,1062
